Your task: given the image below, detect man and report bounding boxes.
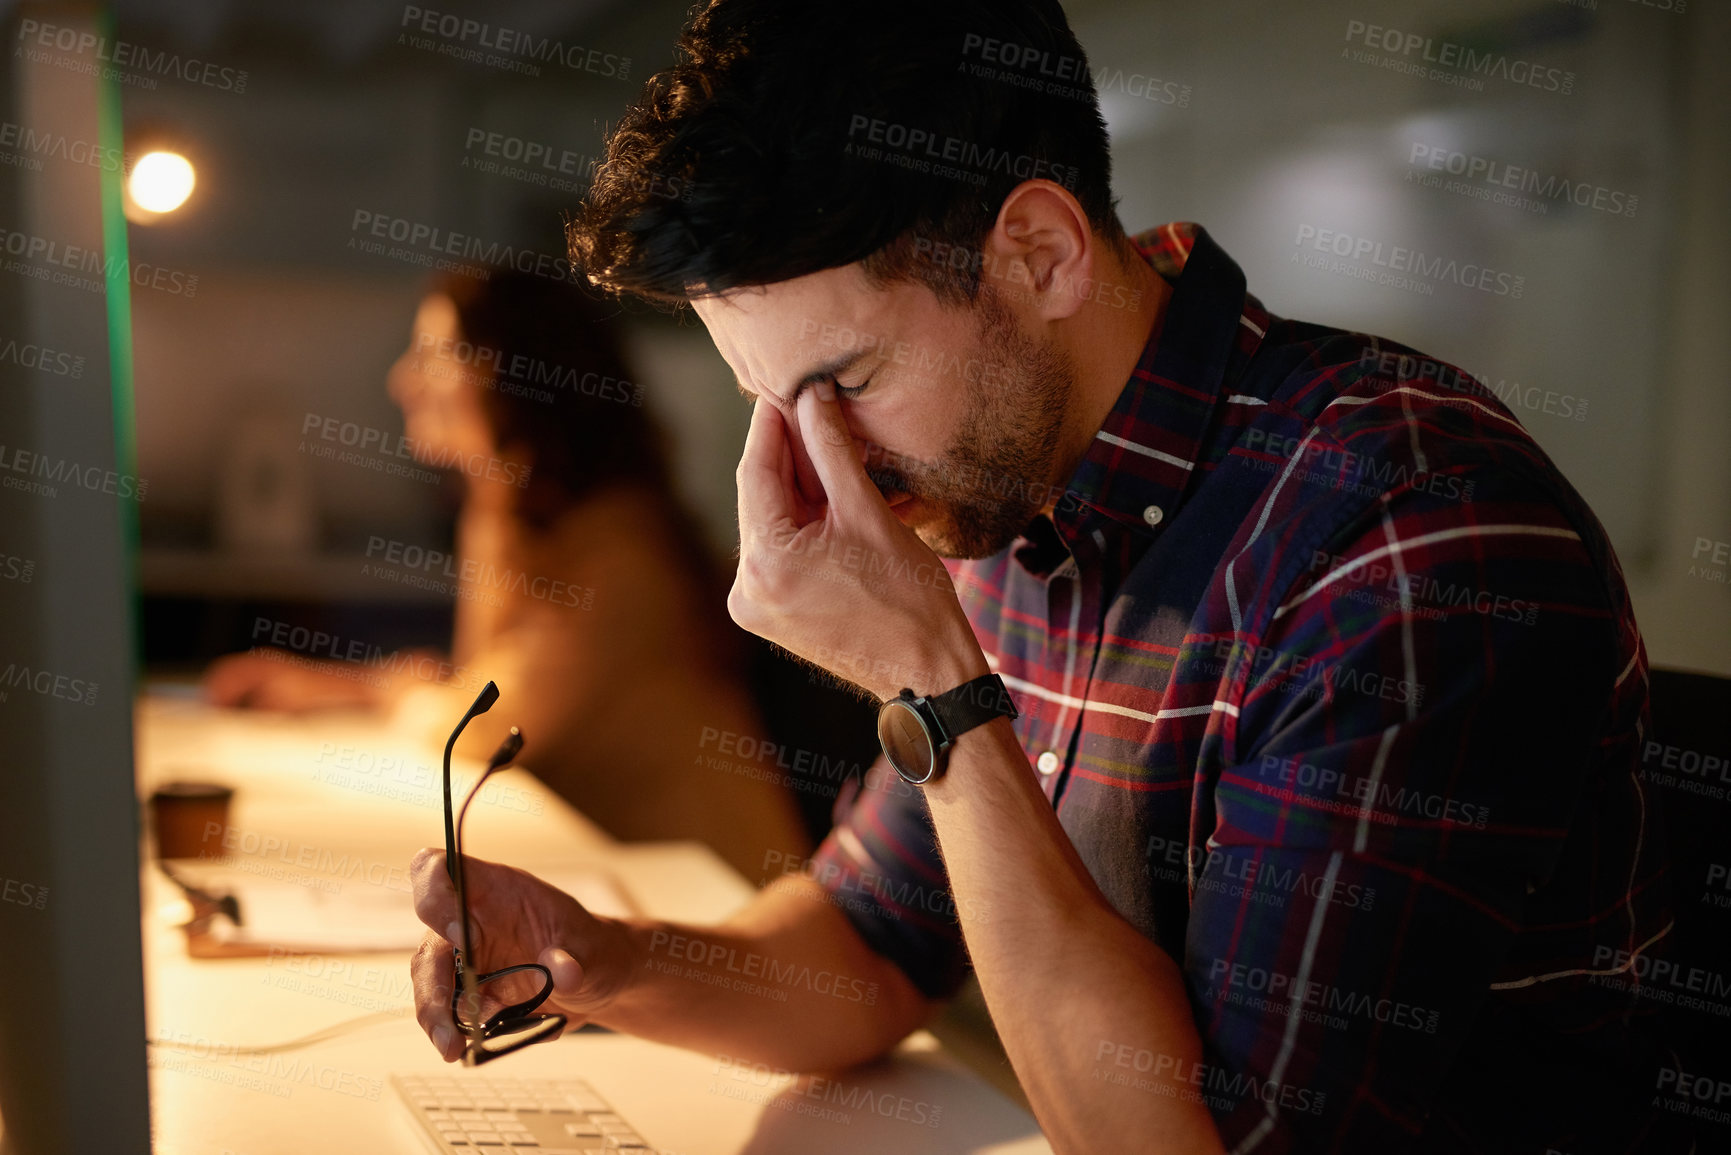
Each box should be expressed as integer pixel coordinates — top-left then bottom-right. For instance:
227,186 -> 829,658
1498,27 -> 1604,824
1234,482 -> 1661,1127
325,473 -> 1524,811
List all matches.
411,1 -> 1685,1150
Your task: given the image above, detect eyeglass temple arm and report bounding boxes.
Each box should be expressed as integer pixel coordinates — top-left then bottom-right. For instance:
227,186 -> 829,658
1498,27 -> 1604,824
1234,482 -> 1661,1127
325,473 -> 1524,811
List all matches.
454,728 -> 524,851
442,681 -> 500,883
451,729 -> 526,952
451,726 -> 526,1057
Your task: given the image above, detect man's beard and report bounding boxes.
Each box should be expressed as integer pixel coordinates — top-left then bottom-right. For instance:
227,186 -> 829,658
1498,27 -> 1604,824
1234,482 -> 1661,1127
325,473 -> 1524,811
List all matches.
865,286 -> 1075,559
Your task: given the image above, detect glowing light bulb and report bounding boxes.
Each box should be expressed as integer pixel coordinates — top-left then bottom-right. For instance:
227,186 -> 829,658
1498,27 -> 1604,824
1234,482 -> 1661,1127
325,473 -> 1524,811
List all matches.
129,151 -> 196,213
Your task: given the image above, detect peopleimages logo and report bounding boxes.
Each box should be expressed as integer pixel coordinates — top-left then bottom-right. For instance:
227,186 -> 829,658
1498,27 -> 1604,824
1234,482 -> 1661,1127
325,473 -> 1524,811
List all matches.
1688,537 -> 1731,587
909,238 -> 1145,312
712,1057 -> 944,1129
411,329 -> 644,407
398,6 -> 630,81
844,115 -> 1080,192
1242,426 -> 1477,505
1,876 -> 48,911
1294,224 -> 1526,298
363,535 -> 595,611
0,336 -> 84,379
648,930 -> 880,1006
958,34 -> 1192,108
1,224 -> 198,298
798,317 -> 1016,389
347,210 -> 582,286
0,552 -> 34,584
1093,1040 -> 1327,1116
16,19 -> 249,94
1355,349 -> 1589,425
1407,143 -> 1637,218
300,412 -> 531,488
1257,753 -> 1491,830
459,127 -> 686,203
1342,19 -> 1576,95
1207,957 -> 1441,1034
0,119 -> 131,176
1145,833 -> 1375,911
150,1029 -> 384,1102
0,662 -> 99,707
0,443 -> 149,502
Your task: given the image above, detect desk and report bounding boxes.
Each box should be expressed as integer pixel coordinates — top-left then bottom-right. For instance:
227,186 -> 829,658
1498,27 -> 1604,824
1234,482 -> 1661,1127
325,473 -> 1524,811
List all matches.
137,693 -> 1052,1155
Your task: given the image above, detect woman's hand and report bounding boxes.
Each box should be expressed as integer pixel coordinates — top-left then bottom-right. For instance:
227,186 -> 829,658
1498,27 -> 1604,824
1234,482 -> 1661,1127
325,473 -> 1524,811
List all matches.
202,651 -> 387,712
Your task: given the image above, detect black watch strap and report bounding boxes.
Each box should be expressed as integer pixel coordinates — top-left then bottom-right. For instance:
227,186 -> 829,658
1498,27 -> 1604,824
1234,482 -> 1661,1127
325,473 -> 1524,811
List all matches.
928,673 -> 1018,741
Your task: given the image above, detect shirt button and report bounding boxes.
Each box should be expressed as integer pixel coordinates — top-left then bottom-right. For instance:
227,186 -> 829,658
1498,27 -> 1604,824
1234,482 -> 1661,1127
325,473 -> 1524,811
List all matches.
1036,751 -> 1060,775
1142,505 -> 1164,527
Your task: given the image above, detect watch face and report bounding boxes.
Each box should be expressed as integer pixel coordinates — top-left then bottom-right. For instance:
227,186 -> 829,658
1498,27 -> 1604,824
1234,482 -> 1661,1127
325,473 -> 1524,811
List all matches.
878,699 -> 937,784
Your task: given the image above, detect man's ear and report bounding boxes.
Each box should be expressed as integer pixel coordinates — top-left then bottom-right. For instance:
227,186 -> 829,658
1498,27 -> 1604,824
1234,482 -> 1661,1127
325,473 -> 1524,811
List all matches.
981,180 -> 1096,323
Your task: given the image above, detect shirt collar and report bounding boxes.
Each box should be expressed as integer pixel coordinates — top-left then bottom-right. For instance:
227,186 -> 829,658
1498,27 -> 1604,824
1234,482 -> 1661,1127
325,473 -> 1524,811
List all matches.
1031,222 -> 1265,570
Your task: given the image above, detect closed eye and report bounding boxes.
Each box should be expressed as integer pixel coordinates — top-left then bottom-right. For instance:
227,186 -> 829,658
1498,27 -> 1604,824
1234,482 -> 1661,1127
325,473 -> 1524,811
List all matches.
834,374 -> 870,400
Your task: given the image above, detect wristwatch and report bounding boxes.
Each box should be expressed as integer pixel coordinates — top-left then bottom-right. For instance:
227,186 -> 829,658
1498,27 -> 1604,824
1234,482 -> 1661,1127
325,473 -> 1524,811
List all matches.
876,673 -> 1018,785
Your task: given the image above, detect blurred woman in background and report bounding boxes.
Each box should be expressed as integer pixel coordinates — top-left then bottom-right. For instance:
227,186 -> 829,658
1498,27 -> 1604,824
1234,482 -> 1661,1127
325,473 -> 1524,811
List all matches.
204,272 -> 811,874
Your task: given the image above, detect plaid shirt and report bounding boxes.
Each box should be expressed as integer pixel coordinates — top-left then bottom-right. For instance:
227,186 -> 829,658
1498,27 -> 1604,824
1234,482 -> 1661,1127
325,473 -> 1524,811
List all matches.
807,223 -> 1689,1152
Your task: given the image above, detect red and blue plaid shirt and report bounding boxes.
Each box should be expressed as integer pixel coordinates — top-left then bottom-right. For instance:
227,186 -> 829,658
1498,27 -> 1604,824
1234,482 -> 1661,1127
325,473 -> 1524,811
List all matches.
808,223 -> 1688,1151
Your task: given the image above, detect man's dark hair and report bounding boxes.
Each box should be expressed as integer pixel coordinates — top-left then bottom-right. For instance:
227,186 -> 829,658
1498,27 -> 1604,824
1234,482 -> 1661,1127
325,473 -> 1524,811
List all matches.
569,0 -> 1123,307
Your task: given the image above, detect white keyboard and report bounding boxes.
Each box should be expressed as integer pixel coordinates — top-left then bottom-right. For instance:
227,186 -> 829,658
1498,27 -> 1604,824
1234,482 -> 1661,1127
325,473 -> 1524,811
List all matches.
393,1073 -> 658,1153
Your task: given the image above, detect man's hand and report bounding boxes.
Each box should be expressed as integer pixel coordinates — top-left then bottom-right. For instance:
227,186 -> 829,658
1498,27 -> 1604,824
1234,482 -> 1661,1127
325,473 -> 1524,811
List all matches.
408,848 -> 636,1062
730,380 -> 987,700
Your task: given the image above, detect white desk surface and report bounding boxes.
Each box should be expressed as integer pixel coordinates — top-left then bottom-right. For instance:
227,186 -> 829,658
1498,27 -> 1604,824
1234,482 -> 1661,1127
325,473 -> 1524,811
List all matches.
137,693 -> 1051,1155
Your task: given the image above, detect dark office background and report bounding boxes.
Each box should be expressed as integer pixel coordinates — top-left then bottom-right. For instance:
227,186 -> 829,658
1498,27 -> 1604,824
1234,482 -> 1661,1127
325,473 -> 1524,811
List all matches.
36,0 -> 1712,677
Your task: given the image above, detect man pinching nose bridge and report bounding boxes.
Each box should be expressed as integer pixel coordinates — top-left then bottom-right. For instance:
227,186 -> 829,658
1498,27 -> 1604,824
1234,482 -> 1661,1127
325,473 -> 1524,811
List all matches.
408,1 -> 1684,1150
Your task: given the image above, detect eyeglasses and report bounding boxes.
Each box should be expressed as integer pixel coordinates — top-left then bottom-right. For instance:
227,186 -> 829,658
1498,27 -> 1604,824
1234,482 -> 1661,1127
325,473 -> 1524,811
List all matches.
443,681 -> 566,1065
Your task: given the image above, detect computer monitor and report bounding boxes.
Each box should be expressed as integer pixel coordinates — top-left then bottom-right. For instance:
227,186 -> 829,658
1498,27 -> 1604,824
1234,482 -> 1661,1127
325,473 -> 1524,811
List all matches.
0,14 -> 152,1153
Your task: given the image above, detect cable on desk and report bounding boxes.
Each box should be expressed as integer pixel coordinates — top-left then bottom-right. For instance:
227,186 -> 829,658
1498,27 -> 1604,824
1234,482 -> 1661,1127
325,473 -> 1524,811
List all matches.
146,1008 -> 406,1056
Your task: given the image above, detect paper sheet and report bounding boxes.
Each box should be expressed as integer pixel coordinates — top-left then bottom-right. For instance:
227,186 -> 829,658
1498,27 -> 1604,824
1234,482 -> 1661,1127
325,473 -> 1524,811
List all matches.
164,861 -> 636,954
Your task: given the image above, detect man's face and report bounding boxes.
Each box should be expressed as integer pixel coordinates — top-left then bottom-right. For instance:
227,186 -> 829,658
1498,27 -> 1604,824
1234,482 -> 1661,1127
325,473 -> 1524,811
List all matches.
692,263 -> 1075,559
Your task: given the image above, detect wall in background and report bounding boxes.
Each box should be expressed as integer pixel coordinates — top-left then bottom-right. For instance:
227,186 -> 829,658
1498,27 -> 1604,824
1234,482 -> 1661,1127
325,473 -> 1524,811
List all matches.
107,0 -> 1728,673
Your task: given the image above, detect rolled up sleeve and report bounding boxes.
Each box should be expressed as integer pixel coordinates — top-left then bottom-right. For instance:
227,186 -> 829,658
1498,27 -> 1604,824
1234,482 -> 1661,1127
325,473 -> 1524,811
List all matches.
806,758 -> 971,1000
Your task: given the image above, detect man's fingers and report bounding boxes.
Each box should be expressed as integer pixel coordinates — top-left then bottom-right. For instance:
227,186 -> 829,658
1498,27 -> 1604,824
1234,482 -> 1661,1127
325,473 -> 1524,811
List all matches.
796,381 -> 880,513
541,946 -> 585,1001
409,847 -> 459,933
737,395 -> 795,531
781,393 -> 825,507
410,932 -> 462,1063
